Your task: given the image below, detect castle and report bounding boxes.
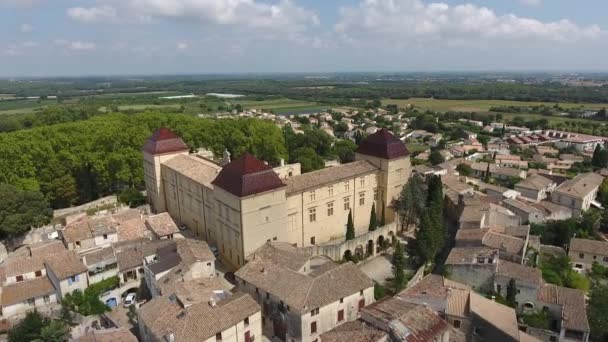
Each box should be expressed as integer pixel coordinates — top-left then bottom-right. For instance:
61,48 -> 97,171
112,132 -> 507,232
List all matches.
143,128 -> 411,269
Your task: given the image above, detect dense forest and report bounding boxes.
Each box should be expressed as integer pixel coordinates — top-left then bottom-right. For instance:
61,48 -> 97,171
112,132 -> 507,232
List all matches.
0,112 -> 290,208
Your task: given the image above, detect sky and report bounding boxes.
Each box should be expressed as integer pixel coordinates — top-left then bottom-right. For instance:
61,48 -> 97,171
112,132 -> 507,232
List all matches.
1,0 -> 608,77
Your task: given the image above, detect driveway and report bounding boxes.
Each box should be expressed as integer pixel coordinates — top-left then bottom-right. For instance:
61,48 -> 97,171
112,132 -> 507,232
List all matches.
358,253 -> 394,285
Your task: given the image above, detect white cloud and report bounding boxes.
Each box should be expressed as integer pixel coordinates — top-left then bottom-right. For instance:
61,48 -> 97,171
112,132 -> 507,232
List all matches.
54,39 -> 97,51
67,6 -> 118,23
3,41 -> 37,56
177,42 -> 189,50
518,0 -> 542,7
67,0 -> 319,34
19,23 -> 34,32
335,0 -> 603,44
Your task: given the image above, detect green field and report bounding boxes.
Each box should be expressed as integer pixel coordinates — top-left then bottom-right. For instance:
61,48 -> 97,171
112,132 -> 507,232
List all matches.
232,98 -> 326,114
383,98 -> 608,112
0,99 -> 59,115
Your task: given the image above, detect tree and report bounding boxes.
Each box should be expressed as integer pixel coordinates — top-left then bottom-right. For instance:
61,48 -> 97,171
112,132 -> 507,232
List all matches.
396,174 -> 426,231
369,203 -> 378,231
8,311 -> 46,342
380,202 -> 386,227
291,147 -> 325,173
414,212 -> 436,265
506,278 -> 518,308
428,150 -> 445,165
34,320 -> 70,342
346,210 -> 355,241
118,187 -> 147,208
592,145 -> 608,169
456,163 -> 473,176
598,178 -> 608,208
332,139 -> 357,163
484,163 -> 491,183
391,241 -> 407,292
588,284 -> 608,341
0,184 -> 53,238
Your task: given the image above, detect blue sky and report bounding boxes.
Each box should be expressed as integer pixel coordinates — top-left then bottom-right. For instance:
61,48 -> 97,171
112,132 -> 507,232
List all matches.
1,0 -> 608,77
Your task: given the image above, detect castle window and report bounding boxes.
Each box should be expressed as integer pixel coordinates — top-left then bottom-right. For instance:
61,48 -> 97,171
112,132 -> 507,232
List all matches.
360,177 -> 365,187
359,192 -> 365,206
343,197 -> 350,211
309,208 -> 316,222
373,188 -> 378,200
328,185 -> 333,196
327,202 -> 334,216
344,182 -> 349,191
309,191 -> 316,202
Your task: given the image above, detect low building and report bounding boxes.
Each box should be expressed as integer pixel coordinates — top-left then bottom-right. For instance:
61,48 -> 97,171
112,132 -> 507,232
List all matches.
536,284 -> 590,342
550,172 -> 604,217
515,174 -> 556,202
455,227 -> 529,263
568,238 -> 608,272
235,242 -> 375,342
319,320 -> 387,342
74,328 -> 138,341
470,162 -> 527,181
81,247 -> 118,284
44,251 -> 88,299
397,275 -> 534,342
360,297 -> 451,342
61,215 -> 119,252
138,280 -> 261,342
145,213 -> 182,240
501,198 -> 545,224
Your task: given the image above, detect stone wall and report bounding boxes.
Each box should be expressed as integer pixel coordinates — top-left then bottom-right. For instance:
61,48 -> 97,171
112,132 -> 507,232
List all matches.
304,223 -> 397,261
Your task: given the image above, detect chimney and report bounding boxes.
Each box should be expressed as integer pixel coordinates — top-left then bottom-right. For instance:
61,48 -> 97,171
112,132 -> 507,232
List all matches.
208,298 -> 217,308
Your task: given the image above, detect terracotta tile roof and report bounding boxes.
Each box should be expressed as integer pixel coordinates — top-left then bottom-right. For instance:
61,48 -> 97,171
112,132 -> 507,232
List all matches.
441,176 -> 474,194
445,288 -> 470,317
569,238 -> 608,257
320,320 -> 387,342
82,247 -> 115,266
162,154 -> 221,187
114,239 -> 174,271
482,231 -> 526,256
362,298 -> 450,342
553,172 -> 604,199
397,274 -> 470,301
445,247 -> 498,265
356,129 -> 410,159
111,208 -> 142,224
455,228 -> 490,245
45,251 -> 88,280
537,284 -> 589,333
211,153 -> 286,197
145,213 -> 180,237
142,128 -> 189,155
496,261 -> 543,286
515,174 -> 554,191
138,290 -> 260,342
1,277 -> 55,306
469,292 -> 520,341
175,238 -> 216,265
116,218 -> 150,242
236,244 -> 373,313
74,328 -> 138,342
61,219 -> 93,244
284,160 -> 377,195
1,241 -> 67,278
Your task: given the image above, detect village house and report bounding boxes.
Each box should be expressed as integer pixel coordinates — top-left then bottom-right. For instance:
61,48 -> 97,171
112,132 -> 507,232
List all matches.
80,247 -> 118,284
550,172 -> 604,217
546,130 -> 607,153
74,328 -> 138,341
396,275 -> 537,342
145,212 -> 182,240
514,174 -> 556,202
359,297 -> 452,342
455,226 -> 529,263
143,238 -> 216,297
470,162 -> 527,181
568,238 -> 608,272
234,242 -> 375,342
143,128 -> 411,269
138,279 -> 261,342
319,320 -> 387,342
501,198 -> 545,224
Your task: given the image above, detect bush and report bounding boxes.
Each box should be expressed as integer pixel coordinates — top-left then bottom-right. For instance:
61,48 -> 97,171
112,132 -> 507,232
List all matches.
62,276 -> 118,316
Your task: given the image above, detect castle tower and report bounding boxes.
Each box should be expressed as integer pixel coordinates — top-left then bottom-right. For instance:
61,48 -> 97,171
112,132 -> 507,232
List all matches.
354,129 -> 411,224
142,128 -> 190,213
211,153 -> 288,268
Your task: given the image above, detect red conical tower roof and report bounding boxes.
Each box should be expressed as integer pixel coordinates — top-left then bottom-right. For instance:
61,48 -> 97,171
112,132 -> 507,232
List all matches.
142,128 -> 189,155
212,153 -> 285,197
356,129 -> 410,159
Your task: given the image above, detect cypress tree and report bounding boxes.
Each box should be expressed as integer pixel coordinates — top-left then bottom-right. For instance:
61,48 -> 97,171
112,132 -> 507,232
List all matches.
369,203 -> 377,231
484,163 -> 491,183
506,278 -> 518,308
392,241 -> 406,292
346,210 -> 355,241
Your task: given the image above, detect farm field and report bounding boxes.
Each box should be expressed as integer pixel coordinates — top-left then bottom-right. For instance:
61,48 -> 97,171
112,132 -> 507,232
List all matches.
383,98 -> 608,112
0,99 -> 59,115
232,98 -> 326,114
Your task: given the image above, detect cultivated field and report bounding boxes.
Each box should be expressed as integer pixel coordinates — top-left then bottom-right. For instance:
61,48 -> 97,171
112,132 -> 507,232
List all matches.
383,98 -> 608,112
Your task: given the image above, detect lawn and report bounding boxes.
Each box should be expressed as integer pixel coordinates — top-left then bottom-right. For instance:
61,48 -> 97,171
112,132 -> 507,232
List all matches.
383,97 -> 608,112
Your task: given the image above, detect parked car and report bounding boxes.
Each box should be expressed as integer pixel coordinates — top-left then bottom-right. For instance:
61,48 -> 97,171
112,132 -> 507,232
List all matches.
123,293 -> 136,307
